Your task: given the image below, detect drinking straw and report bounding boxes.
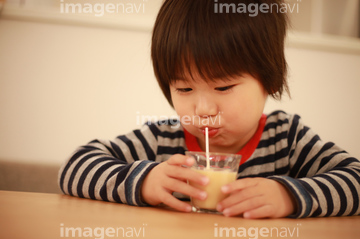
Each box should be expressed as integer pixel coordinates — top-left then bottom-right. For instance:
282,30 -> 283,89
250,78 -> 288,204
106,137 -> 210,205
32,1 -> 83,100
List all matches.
205,127 -> 210,170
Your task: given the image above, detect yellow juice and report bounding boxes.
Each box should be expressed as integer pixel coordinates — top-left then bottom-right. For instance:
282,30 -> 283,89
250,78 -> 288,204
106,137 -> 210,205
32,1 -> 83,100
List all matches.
190,169 -> 237,210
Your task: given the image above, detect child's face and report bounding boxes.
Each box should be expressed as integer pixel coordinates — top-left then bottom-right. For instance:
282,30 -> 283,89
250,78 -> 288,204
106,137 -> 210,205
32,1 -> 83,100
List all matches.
170,72 -> 268,154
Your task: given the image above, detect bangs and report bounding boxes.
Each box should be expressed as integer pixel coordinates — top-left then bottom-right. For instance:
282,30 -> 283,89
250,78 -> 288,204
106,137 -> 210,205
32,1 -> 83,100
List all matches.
154,1 -> 256,85
171,45 -> 247,84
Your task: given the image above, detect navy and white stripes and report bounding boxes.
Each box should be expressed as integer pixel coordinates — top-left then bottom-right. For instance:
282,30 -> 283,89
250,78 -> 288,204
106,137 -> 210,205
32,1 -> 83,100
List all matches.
58,111 -> 360,217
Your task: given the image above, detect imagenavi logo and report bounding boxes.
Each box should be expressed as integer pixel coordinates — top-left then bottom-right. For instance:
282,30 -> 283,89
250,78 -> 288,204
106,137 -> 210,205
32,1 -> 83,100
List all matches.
214,0 -> 301,16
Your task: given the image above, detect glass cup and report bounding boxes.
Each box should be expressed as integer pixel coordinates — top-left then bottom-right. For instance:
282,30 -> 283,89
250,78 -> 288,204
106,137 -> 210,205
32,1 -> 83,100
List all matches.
185,151 -> 241,213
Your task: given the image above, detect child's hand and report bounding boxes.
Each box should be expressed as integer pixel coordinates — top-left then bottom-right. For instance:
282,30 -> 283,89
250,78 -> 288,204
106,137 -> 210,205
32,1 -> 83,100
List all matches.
141,154 -> 209,212
216,178 -> 296,218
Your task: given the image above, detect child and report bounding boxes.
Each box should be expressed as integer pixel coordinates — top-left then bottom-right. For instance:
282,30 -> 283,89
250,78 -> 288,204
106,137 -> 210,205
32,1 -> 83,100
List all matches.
58,0 -> 360,219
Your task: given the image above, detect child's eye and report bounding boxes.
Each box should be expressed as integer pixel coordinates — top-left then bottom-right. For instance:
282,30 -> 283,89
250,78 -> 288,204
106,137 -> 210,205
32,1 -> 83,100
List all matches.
215,85 -> 235,92
176,88 -> 193,93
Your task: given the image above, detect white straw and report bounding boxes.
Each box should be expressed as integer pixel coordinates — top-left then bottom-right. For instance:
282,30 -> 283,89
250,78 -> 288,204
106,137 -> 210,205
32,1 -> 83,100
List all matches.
205,127 -> 210,170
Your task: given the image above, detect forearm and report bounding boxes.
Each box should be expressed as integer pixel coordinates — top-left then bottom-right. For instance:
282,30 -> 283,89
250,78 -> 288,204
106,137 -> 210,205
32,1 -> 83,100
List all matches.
58,140 -> 159,206
269,157 -> 360,218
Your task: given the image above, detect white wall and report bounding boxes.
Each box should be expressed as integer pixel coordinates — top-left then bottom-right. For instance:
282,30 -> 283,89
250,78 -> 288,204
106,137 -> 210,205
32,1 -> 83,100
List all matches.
0,19 -> 174,165
1,14 -> 360,165
289,0 -> 359,37
265,47 -> 360,158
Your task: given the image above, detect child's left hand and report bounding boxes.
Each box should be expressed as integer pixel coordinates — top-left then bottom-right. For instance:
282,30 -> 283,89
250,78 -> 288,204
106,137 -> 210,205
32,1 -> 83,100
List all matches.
216,178 -> 296,219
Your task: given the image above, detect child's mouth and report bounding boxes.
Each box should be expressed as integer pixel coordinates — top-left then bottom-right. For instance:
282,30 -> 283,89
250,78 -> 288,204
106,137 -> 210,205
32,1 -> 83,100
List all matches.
200,127 -> 219,138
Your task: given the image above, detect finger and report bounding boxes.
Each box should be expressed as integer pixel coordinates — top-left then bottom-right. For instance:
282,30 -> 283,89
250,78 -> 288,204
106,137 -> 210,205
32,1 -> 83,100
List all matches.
163,177 -> 207,201
243,205 -> 275,219
222,178 -> 259,194
166,165 -> 209,186
222,196 -> 264,217
167,154 -> 195,167
160,191 -> 192,212
218,185 -> 263,211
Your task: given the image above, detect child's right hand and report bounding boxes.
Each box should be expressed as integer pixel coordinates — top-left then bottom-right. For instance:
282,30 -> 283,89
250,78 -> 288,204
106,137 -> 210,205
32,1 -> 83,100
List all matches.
141,154 -> 209,212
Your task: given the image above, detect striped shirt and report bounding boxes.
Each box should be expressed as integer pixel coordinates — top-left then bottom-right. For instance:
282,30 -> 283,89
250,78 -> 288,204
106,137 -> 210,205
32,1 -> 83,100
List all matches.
58,110 -> 360,218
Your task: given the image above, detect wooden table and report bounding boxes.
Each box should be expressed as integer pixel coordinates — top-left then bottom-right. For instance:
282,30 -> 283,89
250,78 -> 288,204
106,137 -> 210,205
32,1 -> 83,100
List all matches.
1,190 -> 359,239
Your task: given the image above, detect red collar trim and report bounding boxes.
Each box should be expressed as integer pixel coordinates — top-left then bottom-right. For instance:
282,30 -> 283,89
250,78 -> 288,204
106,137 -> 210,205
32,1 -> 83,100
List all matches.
184,114 -> 267,165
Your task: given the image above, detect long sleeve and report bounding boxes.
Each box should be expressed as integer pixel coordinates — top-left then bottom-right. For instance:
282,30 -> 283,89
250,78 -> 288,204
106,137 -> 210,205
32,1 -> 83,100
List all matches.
58,111 -> 360,217
243,111 -> 360,218
58,120 -> 186,206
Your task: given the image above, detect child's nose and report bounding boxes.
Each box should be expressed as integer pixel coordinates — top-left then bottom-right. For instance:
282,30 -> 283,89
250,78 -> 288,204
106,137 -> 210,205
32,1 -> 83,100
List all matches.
195,95 -> 218,117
